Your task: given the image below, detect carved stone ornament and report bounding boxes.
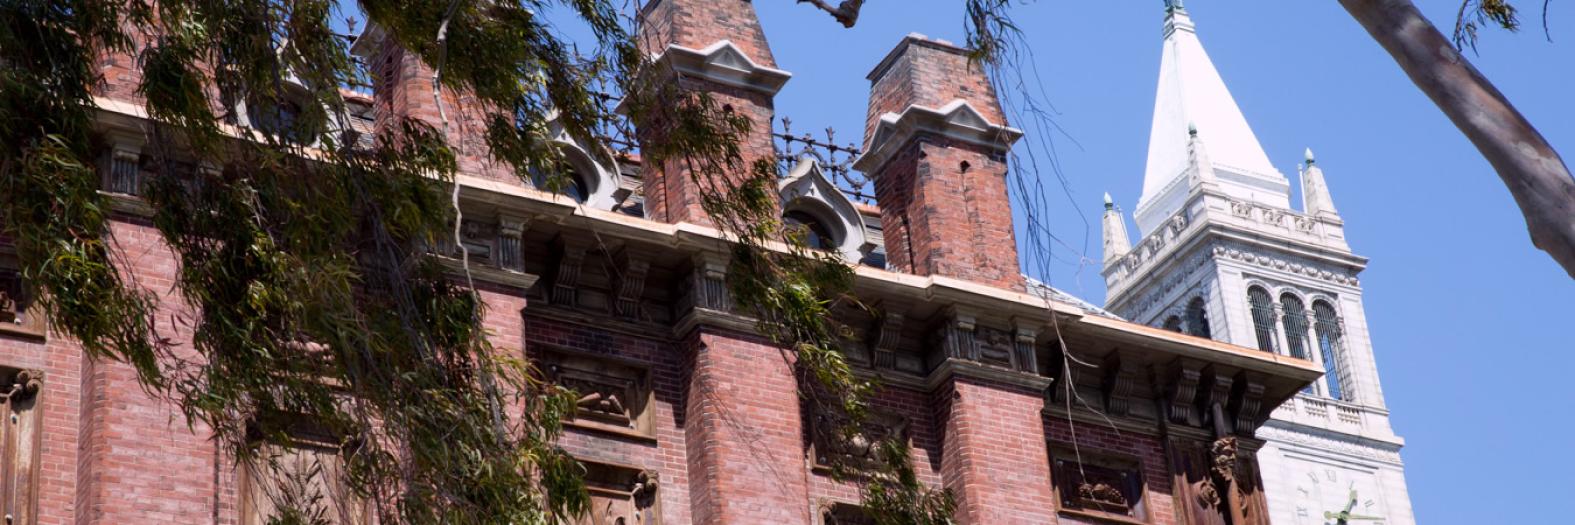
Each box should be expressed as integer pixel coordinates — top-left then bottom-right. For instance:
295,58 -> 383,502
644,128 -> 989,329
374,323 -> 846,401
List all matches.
1,369 -> 42,402
1078,482 -> 1129,507
1210,436 -> 1239,484
811,409 -> 909,471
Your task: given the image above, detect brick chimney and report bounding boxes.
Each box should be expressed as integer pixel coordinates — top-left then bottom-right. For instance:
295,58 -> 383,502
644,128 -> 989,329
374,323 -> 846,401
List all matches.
853,35 -> 1024,291
632,0 -> 790,225
351,25 -> 506,181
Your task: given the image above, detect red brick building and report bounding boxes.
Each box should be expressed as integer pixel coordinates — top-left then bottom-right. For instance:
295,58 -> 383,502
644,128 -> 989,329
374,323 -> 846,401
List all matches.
0,1 -> 1321,523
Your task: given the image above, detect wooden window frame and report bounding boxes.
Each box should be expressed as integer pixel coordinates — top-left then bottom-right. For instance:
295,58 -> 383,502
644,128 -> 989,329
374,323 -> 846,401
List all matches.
1,367 -> 43,525
1049,445 -> 1152,525
0,252 -> 46,340
536,346 -> 657,441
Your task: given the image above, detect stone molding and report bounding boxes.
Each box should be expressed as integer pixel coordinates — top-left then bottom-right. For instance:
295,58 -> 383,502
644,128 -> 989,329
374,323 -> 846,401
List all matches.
852,99 -> 1023,174
1255,423 -> 1404,465
649,40 -> 791,96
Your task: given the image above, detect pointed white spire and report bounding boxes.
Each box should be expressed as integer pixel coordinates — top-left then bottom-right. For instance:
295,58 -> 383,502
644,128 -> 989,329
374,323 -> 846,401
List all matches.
1103,192 -> 1133,265
1300,148 -> 1340,219
1135,4 -> 1290,235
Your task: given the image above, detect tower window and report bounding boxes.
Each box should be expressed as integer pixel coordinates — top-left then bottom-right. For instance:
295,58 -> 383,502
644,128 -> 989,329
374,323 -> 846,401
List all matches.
1185,297 -> 1211,339
1279,294 -> 1310,360
783,209 -> 836,251
1313,300 -> 1350,402
1247,286 -> 1278,354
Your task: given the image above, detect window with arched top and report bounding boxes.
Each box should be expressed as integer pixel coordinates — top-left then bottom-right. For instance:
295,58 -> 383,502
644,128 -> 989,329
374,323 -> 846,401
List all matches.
783,209 -> 837,251
1185,297 -> 1211,339
531,165 -> 590,203
1247,286 -> 1278,353
1162,316 -> 1184,332
1279,294 -> 1310,360
1313,300 -> 1350,401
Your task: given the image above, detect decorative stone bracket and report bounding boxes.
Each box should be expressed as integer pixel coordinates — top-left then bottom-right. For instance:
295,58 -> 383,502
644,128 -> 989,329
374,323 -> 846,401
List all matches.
610,248 -> 651,319
1156,358 -> 1267,437
548,235 -> 591,307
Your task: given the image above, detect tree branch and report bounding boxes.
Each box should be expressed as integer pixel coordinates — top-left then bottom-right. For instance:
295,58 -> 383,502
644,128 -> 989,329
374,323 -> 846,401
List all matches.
795,0 -> 865,28
1343,0 -> 1575,278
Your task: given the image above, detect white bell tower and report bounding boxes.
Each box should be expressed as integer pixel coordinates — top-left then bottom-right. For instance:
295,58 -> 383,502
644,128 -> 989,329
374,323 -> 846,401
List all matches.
1102,3 -> 1416,524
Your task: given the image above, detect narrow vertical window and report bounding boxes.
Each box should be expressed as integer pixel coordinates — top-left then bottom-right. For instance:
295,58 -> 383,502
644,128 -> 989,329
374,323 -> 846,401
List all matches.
1279,295 -> 1310,360
1185,297 -> 1211,339
1247,286 -> 1278,353
1313,300 -> 1351,401
1162,316 -> 1184,332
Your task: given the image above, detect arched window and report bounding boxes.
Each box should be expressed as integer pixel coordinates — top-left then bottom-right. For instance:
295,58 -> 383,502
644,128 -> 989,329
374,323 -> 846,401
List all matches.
1162,316 -> 1184,332
783,209 -> 836,251
1247,286 -> 1278,353
532,166 -> 589,203
1313,300 -> 1350,401
1185,297 -> 1211,339
1279,294 -> 1310,360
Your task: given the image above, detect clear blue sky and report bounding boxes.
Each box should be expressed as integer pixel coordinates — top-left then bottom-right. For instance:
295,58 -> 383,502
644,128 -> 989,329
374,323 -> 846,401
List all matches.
492,1 -> 1571,522
740,2 -> 1571,523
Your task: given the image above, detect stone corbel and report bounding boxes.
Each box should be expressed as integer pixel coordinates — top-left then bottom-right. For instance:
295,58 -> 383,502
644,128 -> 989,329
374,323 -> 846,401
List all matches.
497,214 -> 531,272
1011,319 -> 1038,374
1158,357 -> 1203,426
1198,365 -> 1236,435
936,306 -> 978,362
1229,371 -> 1266,436
691,251 -> 731,311
100,141 -> 144,195
610,247 -> 651,319
548,235 -> 591,306
870,311 -> 905,370
1101,352 -> 1139,418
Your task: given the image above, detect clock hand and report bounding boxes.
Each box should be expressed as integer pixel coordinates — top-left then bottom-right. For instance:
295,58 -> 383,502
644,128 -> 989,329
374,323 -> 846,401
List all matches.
1344,489 -> 1357,514
1342,514 -> 1383,521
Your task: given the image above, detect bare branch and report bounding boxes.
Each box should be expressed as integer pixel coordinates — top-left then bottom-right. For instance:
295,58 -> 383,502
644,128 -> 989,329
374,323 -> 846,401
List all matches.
795,0 -> 865,28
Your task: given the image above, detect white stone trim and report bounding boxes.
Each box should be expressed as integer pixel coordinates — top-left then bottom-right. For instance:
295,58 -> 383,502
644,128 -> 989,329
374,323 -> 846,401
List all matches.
851,99 -> 1023,174
649,40 -> 791,96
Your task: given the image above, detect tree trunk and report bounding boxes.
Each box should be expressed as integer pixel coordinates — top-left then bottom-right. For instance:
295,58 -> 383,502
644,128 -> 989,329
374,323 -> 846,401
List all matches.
1340,0 -> 1575,279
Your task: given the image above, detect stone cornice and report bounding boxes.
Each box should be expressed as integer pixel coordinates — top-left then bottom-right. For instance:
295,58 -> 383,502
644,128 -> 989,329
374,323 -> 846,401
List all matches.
650,40 -> 791,96
1255,423 -> 1406,465
87,98 -> 1319,395
851,100 -> 1023,174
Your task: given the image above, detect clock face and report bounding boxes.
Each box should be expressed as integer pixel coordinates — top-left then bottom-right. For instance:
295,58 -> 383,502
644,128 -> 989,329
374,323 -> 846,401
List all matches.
1292,467 -> 1385,525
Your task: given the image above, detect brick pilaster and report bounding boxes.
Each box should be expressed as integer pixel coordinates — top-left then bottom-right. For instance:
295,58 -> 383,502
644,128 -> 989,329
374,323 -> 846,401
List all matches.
935,374 -> 1056,524
682,328 -> 809,524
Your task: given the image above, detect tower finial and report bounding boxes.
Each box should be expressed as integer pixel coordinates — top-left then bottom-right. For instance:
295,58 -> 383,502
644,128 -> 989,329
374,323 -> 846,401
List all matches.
1165,0 -> 1186,12
1104,192 -> 1114,210
1304,147 -> 1316,165
1187,121 -> 1197,137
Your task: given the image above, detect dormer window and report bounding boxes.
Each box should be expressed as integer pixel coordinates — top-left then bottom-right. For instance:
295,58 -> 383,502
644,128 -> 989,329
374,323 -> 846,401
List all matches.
783,209 -> 836,251
532,164 -> 591,204
777,157 -> 872,263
